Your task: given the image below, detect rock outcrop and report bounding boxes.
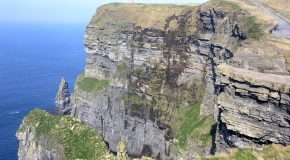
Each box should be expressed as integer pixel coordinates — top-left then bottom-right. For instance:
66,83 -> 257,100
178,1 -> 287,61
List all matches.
17,127 -> 65,160
16,109 -> 114,160
215,64 -> 290,150
55,78 -> 71,115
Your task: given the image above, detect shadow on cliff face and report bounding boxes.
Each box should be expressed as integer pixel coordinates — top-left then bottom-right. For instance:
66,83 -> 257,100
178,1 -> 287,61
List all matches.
210,123 -> 217,154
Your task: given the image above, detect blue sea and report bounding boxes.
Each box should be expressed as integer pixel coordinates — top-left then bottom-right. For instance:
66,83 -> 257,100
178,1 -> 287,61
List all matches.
0,23 -> 86,159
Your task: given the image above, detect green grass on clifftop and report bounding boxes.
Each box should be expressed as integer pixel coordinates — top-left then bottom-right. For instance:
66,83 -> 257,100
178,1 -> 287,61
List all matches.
203,144 -> 290,160
91,3 -> 198,32
77,74 -> 109,92
209,0 -> 242,12
18,109 -> 113,160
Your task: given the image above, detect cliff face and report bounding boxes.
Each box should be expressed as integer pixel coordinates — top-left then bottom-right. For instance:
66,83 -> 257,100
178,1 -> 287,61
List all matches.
17,127 -> 65,160
70,1 -> 290,159
72,4 -> 202,158
216,64 -> 290,148
17,0 -> 290,159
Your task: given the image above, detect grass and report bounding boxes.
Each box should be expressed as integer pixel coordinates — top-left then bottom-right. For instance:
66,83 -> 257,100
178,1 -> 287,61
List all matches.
209,0 -> 242,12
117,63 -> 129,73
176,100 -> 216,148
259,0 -> 290,20
122,94 -> 151,106
240,16 -> 265,39
18,109 -> 113,160
116,63 -> 131,77
90,3 -> 198,33
202,144 -> 290,160
77,74 -> 109,92
190,116 -> 216,146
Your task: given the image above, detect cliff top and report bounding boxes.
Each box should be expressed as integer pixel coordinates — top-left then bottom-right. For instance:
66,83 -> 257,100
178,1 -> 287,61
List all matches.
89,3 -> 198,31
88,1 -> 272,38
17,109 -> 114,160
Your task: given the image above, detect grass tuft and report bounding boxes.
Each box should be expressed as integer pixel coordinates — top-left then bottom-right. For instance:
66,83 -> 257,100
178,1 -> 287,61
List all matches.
242,16 -> 265,39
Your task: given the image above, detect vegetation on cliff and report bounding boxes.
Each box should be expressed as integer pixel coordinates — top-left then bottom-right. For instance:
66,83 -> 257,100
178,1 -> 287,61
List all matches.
203,144 -> 290,160
18,109 -> 113,160
116,63 -> 215,152
239,16 -> 264,39
210,0 -> 242,12
207,0 -> 264,39
91,3 -> 197,31
177,100 -> 216,149
77,73 -> 109,92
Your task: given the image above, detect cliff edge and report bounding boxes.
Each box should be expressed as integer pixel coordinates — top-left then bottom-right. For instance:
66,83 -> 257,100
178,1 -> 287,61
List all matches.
16,109 -> 113,160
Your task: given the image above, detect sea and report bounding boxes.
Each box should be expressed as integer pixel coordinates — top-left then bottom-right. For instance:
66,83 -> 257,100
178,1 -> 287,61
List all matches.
0,23 -> 86,159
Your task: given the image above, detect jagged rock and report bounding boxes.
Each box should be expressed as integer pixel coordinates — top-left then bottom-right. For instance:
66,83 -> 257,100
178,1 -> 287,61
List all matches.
216,64 -> 290,148
55,78 -> 71,115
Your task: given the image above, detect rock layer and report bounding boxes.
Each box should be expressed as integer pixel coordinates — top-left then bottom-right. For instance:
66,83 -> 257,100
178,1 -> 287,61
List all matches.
71,2 -> 255,159
215,64 -> 290,149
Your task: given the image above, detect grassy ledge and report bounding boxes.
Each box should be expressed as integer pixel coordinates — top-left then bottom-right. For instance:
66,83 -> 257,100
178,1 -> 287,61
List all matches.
18,109 -> 113,160
176,100 -> 216,149
77,74 -> 109,92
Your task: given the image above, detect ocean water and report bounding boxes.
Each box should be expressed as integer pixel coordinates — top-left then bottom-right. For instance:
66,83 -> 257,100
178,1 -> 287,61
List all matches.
0,23 -> 86,159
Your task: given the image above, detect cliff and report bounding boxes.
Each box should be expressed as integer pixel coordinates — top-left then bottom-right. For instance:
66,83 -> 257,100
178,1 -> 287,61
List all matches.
17,0 -> 290,159
16,109 -> 114,160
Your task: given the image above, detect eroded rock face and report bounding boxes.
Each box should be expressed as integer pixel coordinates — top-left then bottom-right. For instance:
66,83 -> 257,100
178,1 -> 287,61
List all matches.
71,3 -> 248,159
215,64 -> 290,150
17,126 -> 65,160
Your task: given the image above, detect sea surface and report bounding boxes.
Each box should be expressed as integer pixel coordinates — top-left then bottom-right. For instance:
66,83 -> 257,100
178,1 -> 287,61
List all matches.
0,23 -> 86,159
